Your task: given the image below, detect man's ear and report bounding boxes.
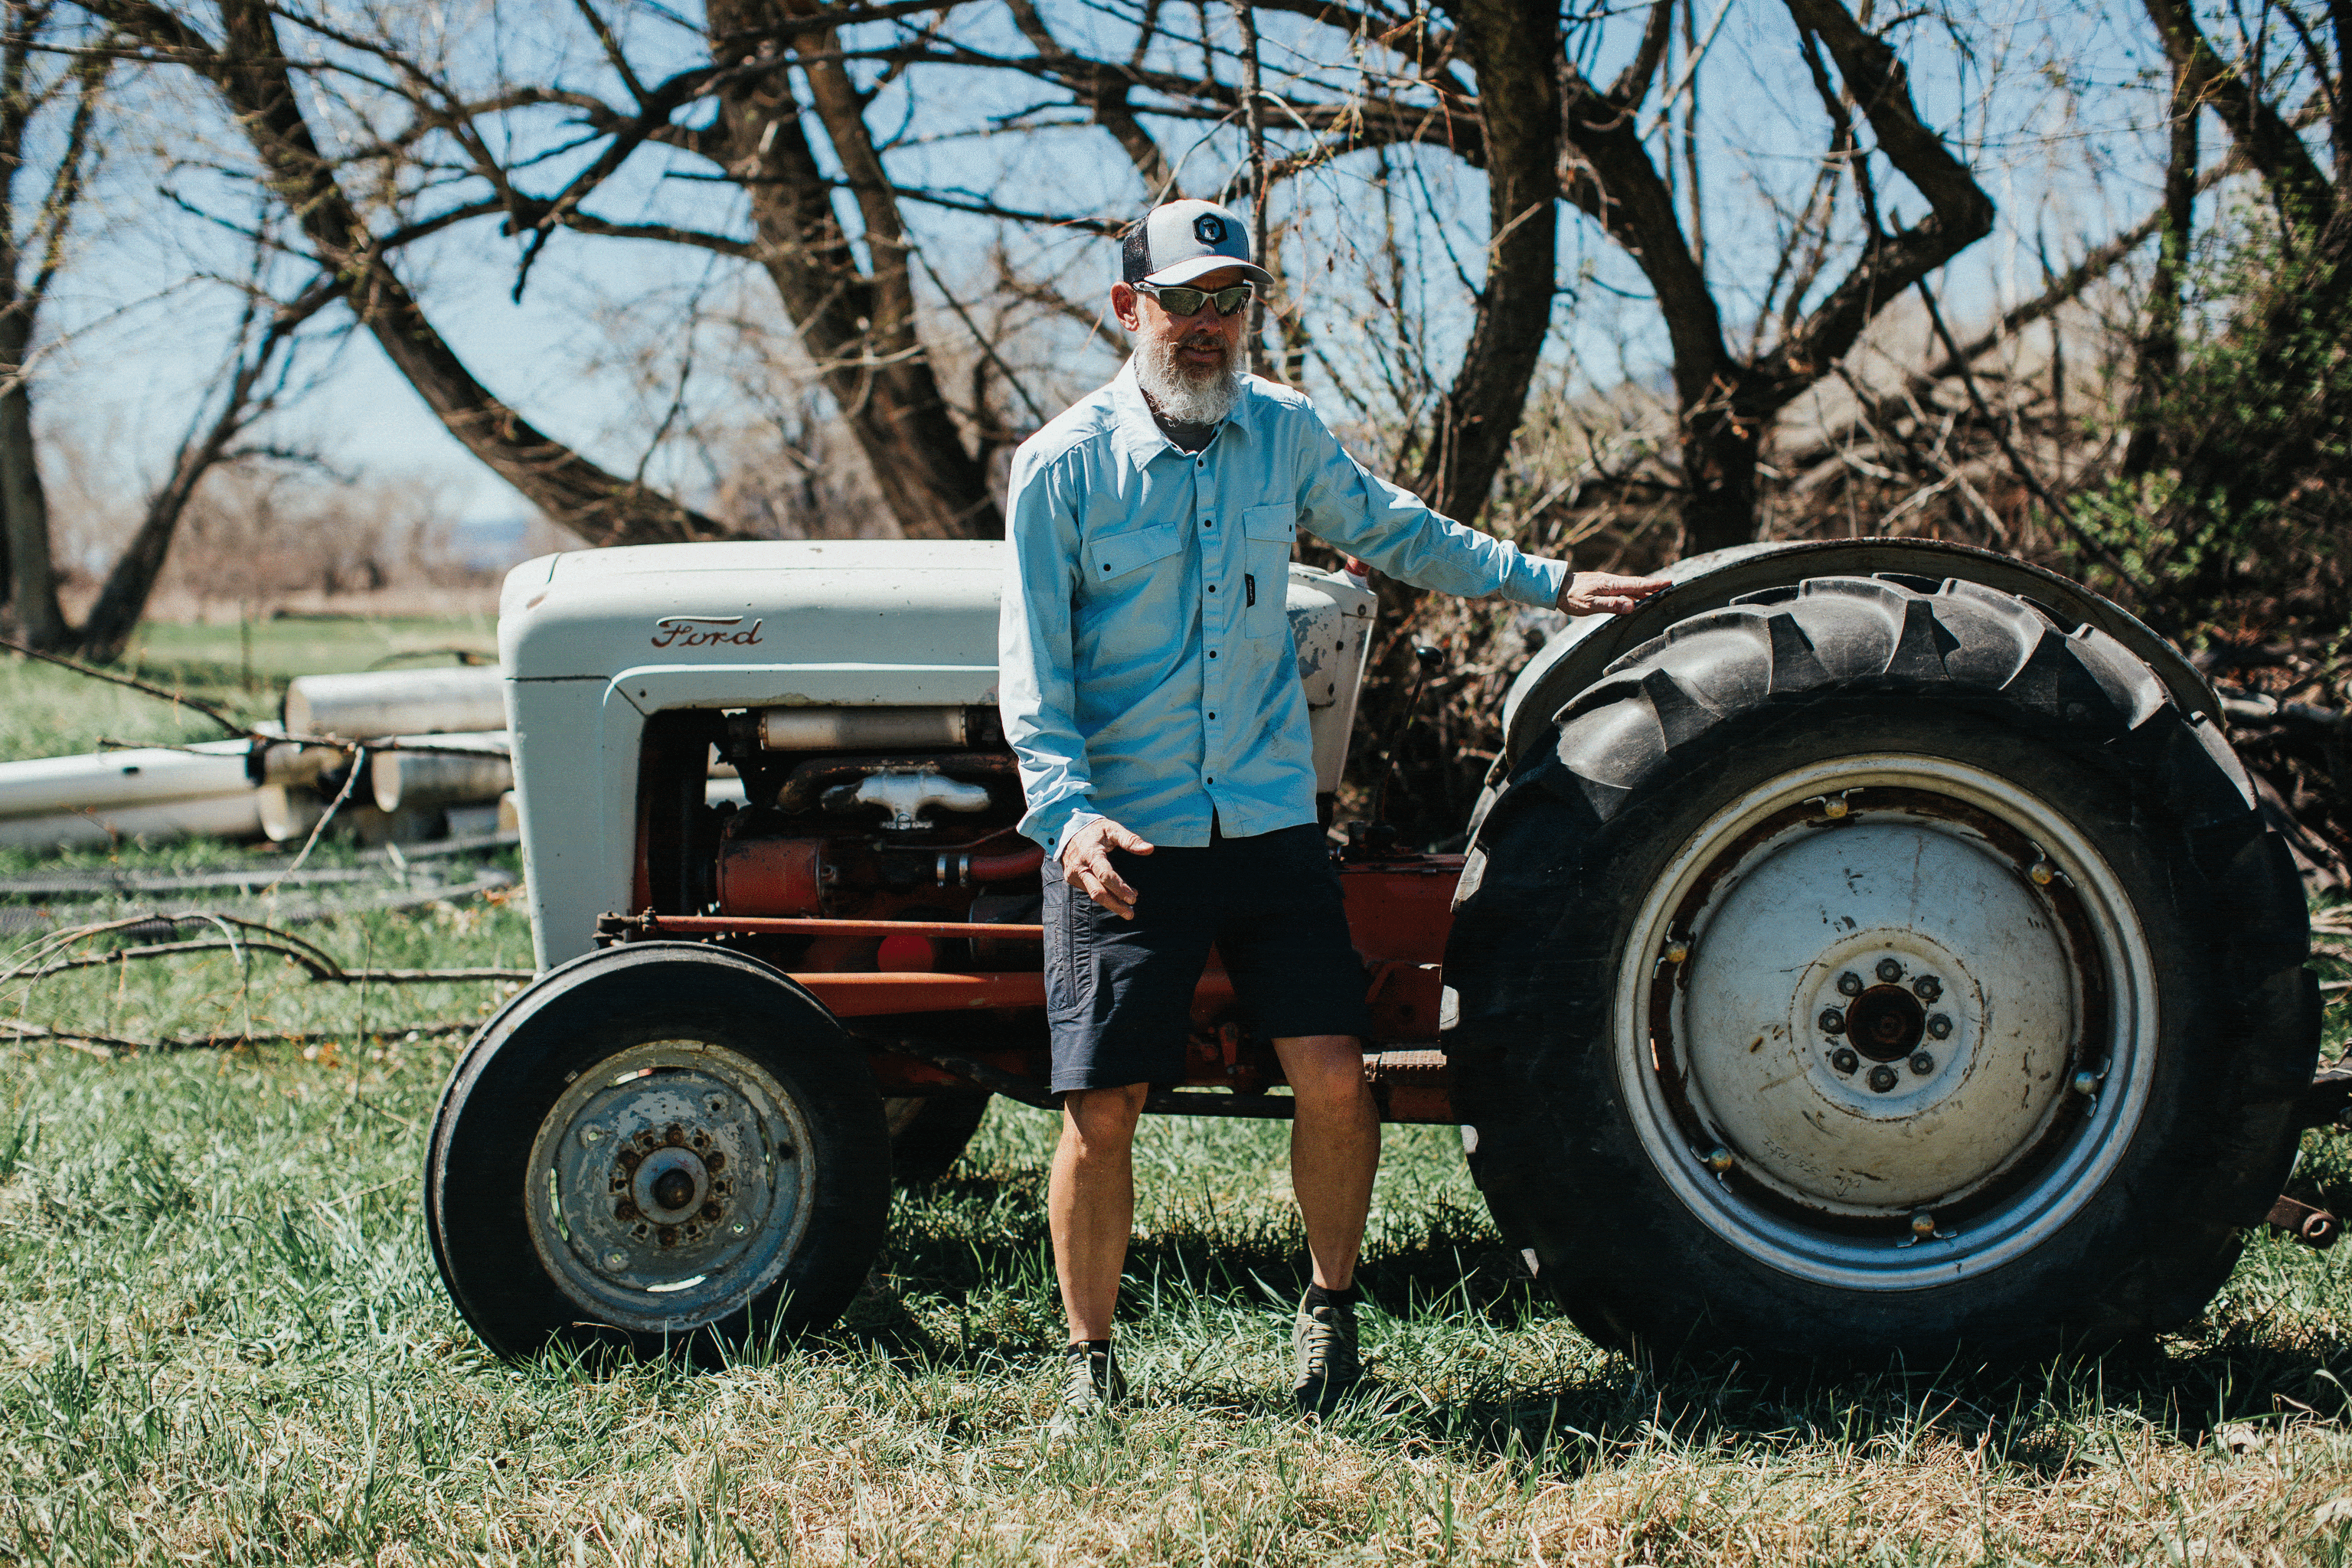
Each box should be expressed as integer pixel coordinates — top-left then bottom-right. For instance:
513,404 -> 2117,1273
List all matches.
1109,282 -> 1142,333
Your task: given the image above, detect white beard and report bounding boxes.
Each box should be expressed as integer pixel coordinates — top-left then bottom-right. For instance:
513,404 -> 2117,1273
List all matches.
1134,335 -> 1243,424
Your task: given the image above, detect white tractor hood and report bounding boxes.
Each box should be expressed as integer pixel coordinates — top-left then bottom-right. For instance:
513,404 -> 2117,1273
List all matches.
499,540 -> 1006,702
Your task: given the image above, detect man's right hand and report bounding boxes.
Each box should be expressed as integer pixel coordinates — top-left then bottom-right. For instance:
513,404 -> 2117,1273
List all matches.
1060,817 -> 1155,919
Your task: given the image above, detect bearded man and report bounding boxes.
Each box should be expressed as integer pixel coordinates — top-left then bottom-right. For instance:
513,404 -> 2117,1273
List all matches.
998,199 -> 1668,1429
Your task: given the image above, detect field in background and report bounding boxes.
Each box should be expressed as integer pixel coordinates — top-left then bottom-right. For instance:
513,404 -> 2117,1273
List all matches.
1,635 -> 2350,1563
0,613 -> 499,767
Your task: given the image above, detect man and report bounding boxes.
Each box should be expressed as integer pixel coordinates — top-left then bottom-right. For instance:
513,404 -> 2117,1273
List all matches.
998,198 -> 1668,1427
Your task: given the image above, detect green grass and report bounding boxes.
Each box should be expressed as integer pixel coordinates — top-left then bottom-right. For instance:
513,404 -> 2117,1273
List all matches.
0,874 -> 2342,1563
4,629 -> 2352,1561
0,614 -> 497,763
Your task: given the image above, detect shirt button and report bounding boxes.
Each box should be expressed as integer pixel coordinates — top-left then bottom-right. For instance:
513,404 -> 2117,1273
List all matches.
1208,711 -> 1217,720
1207,584 -> 1217,593
1208,651 -> 1217,659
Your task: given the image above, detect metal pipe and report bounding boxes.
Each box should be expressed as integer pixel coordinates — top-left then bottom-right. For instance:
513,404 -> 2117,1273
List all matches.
758,707 -> 966,752
772,753 -> 1013,814
283,667 -> 506,740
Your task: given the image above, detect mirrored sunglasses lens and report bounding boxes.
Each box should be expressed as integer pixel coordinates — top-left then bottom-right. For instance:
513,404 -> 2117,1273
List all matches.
1148,284 -> 1252,316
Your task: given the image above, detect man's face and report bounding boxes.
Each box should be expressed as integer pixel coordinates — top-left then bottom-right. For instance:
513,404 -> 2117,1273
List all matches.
1112,264 -> 1249,384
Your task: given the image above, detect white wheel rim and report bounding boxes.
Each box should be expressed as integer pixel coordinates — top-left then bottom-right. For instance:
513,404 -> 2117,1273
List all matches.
525,1039 -> 814,1331
1613,755 -> 2156,1291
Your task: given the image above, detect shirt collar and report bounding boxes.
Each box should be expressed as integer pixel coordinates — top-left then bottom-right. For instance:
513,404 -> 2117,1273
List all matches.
1109,358 -> 1257,466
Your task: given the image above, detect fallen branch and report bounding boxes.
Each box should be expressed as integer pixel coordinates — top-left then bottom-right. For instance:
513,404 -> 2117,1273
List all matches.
2,910 -> 533,989
0,1016 -> 479,1057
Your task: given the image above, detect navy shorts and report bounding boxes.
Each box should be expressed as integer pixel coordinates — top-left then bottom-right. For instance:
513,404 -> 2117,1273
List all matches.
1044,822 -> 1373,1094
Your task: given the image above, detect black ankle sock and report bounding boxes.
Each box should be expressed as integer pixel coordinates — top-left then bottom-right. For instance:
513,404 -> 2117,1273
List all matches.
1066,1338 -> 1113,1361
1303,1284 -> 1357,1312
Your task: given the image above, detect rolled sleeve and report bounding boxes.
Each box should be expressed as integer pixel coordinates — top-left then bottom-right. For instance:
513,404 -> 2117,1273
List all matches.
998,450 -> 1098,851
1292,409 -> 1567,607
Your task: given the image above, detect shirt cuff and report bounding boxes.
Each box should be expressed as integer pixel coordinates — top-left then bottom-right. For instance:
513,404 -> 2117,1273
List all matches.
1053,810 -> 1106,864
1508,555 -> 1573,609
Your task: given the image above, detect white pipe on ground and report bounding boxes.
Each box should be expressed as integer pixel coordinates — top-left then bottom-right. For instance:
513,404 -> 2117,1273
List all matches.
283,666 -> 505,740
0,740 -> 254,819
256,784 -> 325,843
0,790 -> 265,849
368,732 -> 512,813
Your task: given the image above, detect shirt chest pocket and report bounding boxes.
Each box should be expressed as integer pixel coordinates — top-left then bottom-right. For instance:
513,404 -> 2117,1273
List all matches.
1080,521 -> 1183,586
1240,505 -> 1295,638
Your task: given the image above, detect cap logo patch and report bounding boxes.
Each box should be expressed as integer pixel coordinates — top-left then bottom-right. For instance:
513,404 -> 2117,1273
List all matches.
1193,214 -> 1226,244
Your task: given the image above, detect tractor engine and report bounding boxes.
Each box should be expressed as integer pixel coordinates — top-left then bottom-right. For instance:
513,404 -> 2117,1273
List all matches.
629,699 -> 1042,976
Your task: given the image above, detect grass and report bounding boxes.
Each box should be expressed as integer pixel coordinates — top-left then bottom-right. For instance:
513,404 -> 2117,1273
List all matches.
2,629 -> 2351,1562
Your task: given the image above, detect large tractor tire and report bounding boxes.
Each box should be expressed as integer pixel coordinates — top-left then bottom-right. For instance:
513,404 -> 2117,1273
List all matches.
426,942 -> 890,1361
1446,573 -> 2318,1363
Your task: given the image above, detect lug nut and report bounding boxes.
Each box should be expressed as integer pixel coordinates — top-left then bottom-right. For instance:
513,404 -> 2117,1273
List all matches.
1820,1008 -> 1847,1034
1909,1051 -> 1935,1075
1867,1065 -> 1900,1093
601,1249 -> 629,1272
1913,975 -> 1942,1001
1837,972 -> 1864,997
1910,1212 -> 1937,1238
1664,939 -> 1690,964
2070,1070 -> 2101,1096
1877,959 -> 1904,983
1702,1146 -> 1735,1173
1830,1047 -> 1859,1075
1926,1014 -> 1952,1039
613,1200 -> 639,1221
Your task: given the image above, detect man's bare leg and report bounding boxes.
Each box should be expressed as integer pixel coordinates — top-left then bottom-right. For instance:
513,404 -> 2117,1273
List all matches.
1050,1082 -> 1151,1341
1272,1034 -> 1380,1289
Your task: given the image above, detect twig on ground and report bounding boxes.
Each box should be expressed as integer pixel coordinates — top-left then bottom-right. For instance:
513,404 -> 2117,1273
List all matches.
0,1016 -> 479,1057
1,910 -> 532,989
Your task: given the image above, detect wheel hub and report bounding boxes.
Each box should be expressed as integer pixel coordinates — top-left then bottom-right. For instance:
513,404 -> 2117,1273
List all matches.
525,1041 -> 812,1330
1843,983 -> 1924,1062
1618,756 -> 2154,1289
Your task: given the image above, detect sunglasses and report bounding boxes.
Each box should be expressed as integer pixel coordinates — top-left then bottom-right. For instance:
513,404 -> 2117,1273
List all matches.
1137,282 -> 1255,318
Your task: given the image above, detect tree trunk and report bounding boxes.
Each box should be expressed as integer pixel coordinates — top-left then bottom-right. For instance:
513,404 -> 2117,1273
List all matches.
0,289 -> 60,645
2123,55 -> 2198,477
705,2 -> 1000,539
1411,0 -> 1560,524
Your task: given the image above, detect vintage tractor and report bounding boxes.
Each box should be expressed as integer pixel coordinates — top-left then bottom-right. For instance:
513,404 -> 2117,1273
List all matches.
426,537 -> 2324,1364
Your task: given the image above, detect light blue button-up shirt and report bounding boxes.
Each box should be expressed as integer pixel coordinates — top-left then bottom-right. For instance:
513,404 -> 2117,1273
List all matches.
998,362 -> 1569,859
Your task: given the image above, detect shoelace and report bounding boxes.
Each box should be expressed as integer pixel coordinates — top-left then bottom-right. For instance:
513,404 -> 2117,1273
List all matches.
1298,1305 -> 1352,1372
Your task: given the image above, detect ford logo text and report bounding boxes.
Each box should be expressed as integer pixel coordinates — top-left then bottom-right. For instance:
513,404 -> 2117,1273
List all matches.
652,616 -> 766,648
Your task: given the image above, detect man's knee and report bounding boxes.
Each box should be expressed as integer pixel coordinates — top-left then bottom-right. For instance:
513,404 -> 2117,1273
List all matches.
1279,1036 -> 1372,1115
1060,1082 -> 1149,1154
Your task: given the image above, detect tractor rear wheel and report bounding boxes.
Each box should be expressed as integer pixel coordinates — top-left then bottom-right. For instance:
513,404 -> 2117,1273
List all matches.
1446,574 -> 2318,1363
426,942 -> 890,1361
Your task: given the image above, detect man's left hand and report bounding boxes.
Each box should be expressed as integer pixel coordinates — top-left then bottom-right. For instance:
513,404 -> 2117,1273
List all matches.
1558,571 -> 1671,616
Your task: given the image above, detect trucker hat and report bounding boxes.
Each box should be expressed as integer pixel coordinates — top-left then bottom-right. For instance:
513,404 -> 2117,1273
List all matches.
1120,199 -> 1273,289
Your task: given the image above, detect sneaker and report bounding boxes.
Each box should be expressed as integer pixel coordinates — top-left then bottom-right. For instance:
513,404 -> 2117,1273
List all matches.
1045,1341 -> 1125,1441
1293,1292 -> 1362,1416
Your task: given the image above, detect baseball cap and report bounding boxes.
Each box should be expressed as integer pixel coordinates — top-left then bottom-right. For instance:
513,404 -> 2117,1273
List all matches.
1120,199 -> 1272,289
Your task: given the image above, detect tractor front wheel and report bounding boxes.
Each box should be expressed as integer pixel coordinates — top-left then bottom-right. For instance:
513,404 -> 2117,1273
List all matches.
426,942 -> 890,1361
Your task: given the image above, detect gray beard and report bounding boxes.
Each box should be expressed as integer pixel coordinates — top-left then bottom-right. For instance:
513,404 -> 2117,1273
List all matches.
1134,337 -> 1243,425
